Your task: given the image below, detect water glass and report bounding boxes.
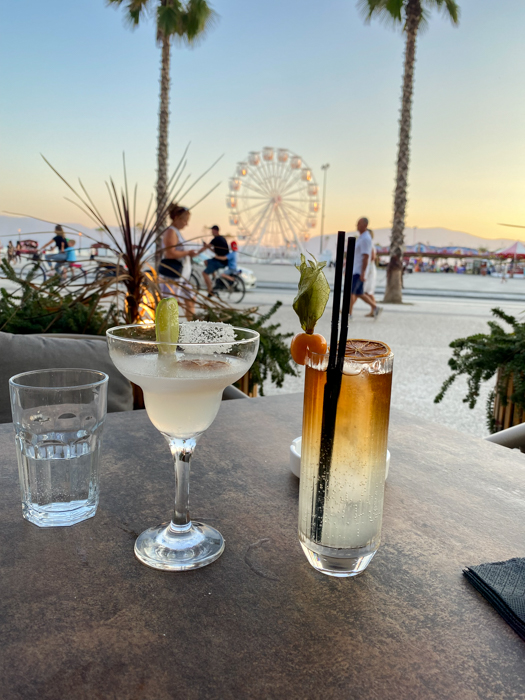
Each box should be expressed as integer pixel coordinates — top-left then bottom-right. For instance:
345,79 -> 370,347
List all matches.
9,368 -> 108,527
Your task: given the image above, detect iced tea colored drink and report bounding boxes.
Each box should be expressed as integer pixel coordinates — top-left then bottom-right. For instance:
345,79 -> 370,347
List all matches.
298,340 -> 393,577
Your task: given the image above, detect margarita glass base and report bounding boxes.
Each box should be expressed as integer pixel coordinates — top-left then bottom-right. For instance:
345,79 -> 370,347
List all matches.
134,520 -> 225,571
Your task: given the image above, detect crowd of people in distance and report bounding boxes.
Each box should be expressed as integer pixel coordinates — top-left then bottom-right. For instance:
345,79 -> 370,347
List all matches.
6,240 -> 22,263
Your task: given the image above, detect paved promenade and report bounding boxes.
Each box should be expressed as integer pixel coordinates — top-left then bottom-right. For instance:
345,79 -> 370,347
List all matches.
247,263 -> 525,302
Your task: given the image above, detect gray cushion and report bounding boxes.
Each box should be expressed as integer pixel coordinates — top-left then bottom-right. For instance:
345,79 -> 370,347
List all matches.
0,332 -> 133,424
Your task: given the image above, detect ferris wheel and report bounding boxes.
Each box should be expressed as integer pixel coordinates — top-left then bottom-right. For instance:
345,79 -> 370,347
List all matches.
226,147 -> 319,256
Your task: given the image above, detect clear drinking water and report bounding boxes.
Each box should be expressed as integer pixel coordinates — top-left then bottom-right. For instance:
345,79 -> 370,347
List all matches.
9,369 -> 108,528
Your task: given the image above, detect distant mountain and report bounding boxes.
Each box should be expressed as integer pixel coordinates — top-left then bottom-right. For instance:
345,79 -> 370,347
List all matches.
305,227 -> 519,256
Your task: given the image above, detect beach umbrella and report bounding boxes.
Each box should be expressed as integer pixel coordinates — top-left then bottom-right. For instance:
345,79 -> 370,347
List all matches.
495,242 -> 525,259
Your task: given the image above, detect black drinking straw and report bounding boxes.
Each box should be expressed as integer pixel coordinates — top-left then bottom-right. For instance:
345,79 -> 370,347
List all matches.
337,236 -> 355,368
312,232 -> 356,542
327,232 -> 346,370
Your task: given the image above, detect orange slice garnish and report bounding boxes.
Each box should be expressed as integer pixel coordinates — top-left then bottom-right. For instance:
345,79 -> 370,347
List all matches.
344,339 -> 391,360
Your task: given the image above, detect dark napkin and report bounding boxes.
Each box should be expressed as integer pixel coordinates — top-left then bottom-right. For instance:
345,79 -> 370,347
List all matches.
464,558 -> 525,641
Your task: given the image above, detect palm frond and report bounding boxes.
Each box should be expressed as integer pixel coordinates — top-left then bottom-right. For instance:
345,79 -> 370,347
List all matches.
180,0 -> 218,45
106,0 -> 152,28
358,0 -> 405,26
155,0 -> 218,44
358,0 -> 459,30
157,1 -> 185,40
426,0 -> 460,24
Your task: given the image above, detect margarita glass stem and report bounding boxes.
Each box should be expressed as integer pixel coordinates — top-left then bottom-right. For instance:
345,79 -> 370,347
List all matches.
167,436 -> 198,530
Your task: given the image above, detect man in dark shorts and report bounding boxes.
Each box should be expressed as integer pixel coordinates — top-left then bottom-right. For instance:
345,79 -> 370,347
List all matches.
203,225 -> 229,296
350,217 -> 382,319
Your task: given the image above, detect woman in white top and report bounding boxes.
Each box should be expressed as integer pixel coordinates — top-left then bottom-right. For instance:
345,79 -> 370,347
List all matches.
159,204 -> 203,320
363,230 -> 378,316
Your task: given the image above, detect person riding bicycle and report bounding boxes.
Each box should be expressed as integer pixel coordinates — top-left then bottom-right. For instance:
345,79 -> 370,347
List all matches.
65,239 -> 77,263
202,225 -> 229,297
221,240 -> 239,285
40,225 -> 68,271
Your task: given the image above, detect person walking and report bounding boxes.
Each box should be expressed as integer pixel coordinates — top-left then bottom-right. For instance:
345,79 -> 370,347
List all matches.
7,241 -> 14,263
202,225 -> 229,297
40,225 -> 69,271
158,204 -> 202,320
349,218 -> 382,319
363,230 -> 378,316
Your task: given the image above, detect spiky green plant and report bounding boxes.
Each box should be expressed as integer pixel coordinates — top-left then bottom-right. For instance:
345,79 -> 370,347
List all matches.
32,149 -> 222,324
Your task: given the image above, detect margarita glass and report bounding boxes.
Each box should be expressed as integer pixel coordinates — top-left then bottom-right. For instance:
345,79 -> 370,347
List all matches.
106,321 -> 259,571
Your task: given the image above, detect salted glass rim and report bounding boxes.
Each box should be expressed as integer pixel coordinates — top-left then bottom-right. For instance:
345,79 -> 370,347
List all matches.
106,323 -> 260,348
9,368 -> 109,391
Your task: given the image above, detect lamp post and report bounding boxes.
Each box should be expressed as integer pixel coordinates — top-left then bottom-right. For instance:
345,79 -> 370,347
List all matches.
319,163 -> 329,254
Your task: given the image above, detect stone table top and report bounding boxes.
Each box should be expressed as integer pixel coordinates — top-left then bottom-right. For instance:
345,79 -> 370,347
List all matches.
1,393 -> 525,700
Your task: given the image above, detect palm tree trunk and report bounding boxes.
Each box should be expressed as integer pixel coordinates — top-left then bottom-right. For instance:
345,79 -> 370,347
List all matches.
156,34 -> 171,267
383,0 -> 421,304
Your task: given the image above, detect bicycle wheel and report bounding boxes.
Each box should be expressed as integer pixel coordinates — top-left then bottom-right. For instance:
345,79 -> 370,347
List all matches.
190,272 -> 200,291
63,266 -> 87,289
216,275 -> 245,304
20,262 -> 46,284
95,265 -> 116,282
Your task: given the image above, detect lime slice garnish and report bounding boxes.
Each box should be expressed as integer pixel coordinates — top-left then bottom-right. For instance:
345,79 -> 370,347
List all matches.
156,297 -> 179,354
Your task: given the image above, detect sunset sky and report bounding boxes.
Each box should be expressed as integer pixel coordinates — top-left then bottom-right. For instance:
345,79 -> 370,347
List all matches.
1,0 -> 525,241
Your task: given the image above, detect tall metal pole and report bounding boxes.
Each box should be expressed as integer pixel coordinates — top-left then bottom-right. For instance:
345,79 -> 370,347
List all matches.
319,163 -> 330,254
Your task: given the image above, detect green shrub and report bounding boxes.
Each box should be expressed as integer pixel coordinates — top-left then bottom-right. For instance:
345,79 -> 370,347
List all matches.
435,308 -> 525,432
0,259 -> 120,335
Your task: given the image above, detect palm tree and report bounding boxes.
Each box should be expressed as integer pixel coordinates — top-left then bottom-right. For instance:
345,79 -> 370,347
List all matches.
107,0 -> 217,261
360,0 -> 459,303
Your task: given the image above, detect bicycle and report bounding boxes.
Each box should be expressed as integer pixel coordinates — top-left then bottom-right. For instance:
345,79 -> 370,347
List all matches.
94,261 -> 123,282
212,270 -> 246,304
20,254 -> 87,288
